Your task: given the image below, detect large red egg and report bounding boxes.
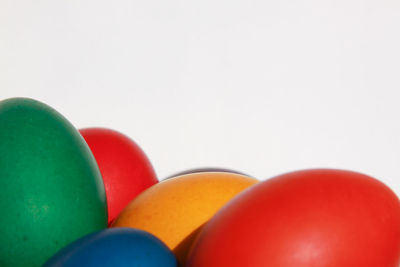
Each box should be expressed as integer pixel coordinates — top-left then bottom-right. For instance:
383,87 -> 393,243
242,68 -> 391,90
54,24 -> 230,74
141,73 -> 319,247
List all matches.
80,128 -> 158,225
187,169 -> 400,267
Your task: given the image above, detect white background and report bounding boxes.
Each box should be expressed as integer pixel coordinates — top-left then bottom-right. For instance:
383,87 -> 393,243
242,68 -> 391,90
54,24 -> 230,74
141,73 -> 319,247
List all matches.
1,0 -> 400,196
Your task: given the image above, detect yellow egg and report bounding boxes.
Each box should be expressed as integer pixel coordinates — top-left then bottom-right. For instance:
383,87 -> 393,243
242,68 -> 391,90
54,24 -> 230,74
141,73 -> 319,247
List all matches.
112,172 -> 258,265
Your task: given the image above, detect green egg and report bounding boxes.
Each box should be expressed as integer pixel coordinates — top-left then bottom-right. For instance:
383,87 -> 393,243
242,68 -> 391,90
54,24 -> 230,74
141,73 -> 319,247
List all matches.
0,98 -> 108,266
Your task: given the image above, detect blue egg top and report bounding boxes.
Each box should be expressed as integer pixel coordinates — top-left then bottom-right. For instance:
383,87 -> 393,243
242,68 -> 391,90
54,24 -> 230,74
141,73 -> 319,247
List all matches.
44,228 -> 177,267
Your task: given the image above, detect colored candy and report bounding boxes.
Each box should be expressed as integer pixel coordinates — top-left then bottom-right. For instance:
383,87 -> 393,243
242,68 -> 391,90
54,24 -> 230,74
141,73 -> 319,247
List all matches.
0,98 -> 107,266
80,128 -> 158,224
44,228 -> 177,267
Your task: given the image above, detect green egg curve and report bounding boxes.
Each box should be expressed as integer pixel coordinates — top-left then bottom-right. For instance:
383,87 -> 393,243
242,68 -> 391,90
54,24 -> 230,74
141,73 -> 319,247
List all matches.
0,98 -> 108,266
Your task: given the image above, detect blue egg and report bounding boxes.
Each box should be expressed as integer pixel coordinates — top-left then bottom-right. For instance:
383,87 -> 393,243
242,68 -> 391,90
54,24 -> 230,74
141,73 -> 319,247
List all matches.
43,228 -> 177,267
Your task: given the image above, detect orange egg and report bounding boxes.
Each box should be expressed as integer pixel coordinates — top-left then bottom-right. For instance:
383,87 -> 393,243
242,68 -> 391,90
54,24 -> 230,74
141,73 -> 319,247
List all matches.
112,172 -> 258,265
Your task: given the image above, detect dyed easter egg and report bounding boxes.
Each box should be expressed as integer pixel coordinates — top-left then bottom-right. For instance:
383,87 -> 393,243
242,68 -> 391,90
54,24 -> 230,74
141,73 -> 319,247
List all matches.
0,98 -> 107,266
44,228 -> 177,267
80,128 -> 157,224
186,169 -> 400,267
112,172 -> 257,265
164,167 -> 249,180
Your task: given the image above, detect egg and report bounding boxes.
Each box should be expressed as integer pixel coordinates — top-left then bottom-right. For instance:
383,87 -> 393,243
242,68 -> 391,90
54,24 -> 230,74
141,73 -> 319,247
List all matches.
112,172 -> 258,265
0,98 -> 107,266
186,169 -> 400,267
164,167 -> 249,179
79,127 -> 158,225
44,228 -> 177,267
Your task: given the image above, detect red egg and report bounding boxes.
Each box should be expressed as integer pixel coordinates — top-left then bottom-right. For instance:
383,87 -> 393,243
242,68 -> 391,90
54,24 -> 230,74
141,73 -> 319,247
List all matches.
187,169 -> 400,267
80,128 -> 158,225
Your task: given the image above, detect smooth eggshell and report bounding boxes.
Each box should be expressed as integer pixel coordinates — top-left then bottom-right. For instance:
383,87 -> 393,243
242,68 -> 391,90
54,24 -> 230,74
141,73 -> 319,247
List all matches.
112,172 -> 257,265
0,98 -> 107,266
80,128 -> 158,224
44,228 -> 177,267
186,169 -> 400,267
